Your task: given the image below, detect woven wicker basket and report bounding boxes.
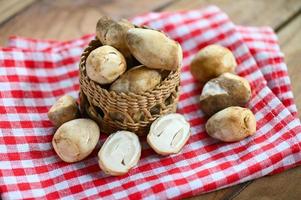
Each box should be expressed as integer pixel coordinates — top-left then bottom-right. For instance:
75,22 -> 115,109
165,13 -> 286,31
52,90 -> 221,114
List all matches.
79,37 -> 180,136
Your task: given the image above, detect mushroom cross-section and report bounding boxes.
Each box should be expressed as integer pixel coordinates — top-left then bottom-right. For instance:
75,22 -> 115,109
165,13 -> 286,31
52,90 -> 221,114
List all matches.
147,113 -> 190,155
98,131 -> 141,176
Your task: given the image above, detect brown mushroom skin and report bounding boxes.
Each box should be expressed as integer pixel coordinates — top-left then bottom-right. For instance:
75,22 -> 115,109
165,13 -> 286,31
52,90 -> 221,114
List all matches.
200,73 -> 251,116
126,28 -> 182,71
47,95 -> 79,127
96,17 -> 134,58
190,44 -> 237,83
96,16 -> 115,43
86,45 -> 127,85
52,119 -> 100,163
110,65 -> 161,93
206,106 -> 256,142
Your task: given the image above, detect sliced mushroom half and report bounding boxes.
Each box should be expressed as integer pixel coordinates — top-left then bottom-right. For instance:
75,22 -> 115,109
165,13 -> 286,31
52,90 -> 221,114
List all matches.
98,131 -> 141,176
147,113 -> 190,155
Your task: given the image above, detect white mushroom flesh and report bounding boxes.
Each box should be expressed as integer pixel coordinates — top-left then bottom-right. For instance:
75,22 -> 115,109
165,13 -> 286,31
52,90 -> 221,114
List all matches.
201,81 -> 228,97
98,131 -> 141,176
147,113 -> 190,155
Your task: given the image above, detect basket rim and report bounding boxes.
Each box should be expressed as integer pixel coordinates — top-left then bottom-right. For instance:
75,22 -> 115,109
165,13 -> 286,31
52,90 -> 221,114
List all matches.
79,38 -> 181,99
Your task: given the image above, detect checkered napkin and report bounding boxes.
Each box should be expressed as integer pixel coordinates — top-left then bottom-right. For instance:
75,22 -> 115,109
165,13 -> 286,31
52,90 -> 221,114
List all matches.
1,5 -> 301,200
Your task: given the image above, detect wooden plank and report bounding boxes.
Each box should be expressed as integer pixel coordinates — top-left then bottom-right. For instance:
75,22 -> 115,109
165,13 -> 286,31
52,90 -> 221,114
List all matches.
232,166 -> 301,200
165,0 -> 301,29
1,0 -> 300,45
184,183 -> 251,200
0,0 -> 37,24
0,0 -> 175,45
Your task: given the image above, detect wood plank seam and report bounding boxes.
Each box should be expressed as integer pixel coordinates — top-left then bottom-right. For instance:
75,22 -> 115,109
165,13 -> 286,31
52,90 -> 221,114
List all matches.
275,6 -> 301,32
225,181 -> 253,200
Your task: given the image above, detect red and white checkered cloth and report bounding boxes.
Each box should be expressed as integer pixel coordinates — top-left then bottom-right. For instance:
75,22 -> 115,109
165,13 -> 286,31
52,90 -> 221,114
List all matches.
1,5 -> 301,199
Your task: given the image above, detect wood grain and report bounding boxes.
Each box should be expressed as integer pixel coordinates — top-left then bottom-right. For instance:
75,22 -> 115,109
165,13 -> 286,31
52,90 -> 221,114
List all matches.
0,0 -> 175,45
232,166 -> 301,200
165,0 -> 301,29
184,183 -> 251,200
0,0 -> 36,24
0,0 -> 300,200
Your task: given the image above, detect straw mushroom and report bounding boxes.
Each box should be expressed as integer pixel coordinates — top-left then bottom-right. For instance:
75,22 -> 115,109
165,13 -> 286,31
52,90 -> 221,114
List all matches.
200,73 -> 251,116
206,106 -> 256,142
86,45 -> 127,84
96,17 -> 134,57
48,95 -> 79,127
98,131 -> 141,176
52,119 -> 100,163
110,65 -> 161,93
190,44 -> 237,83
126,28 -> 182,70
147,113 -> 190,155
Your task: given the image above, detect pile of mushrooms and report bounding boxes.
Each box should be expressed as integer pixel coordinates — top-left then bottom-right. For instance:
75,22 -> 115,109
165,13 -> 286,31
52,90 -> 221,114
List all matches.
190,44 -> 256,142
47,17 -> 191,176
47,17 -> 257,176
86,17 -> 182,94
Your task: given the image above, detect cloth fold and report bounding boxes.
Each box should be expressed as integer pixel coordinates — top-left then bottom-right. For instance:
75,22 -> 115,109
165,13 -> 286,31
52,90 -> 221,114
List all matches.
0,5 -> 300,200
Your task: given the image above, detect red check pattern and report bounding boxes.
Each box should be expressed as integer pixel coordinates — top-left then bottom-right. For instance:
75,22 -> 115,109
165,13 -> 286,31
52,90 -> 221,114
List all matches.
1,6 -> 301,199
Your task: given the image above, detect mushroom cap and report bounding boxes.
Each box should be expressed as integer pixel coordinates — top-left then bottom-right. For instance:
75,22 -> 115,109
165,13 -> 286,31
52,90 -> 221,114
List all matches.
126,28 -> 182,71
47,95 -> 79,127
96,17 -> 134,57
86,45 -> 127,84
206,106 -> 256,142
52,119 -> 100,163
200,72 -> 251,116
109,65 -> 161,93
190,44 -> 237,83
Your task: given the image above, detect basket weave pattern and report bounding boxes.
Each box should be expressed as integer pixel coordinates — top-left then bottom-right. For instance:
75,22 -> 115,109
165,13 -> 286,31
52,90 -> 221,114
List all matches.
79,39 -> 180,135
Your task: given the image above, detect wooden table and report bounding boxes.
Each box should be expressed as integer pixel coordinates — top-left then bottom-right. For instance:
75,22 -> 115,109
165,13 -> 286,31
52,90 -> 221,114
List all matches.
0,0 -> 300,199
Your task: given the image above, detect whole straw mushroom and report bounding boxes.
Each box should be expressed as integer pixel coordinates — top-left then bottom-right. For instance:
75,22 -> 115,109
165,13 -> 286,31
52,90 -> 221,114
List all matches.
199,73 -> 251,116
86,45 -> 127,84
126,28 -> 182,71
110,65 -> 161,93
96,17 -> 134,58
48,95 -> 79,127
190,44 -> 237,83
206,106 -> 256,142
52,119 -> 100,163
